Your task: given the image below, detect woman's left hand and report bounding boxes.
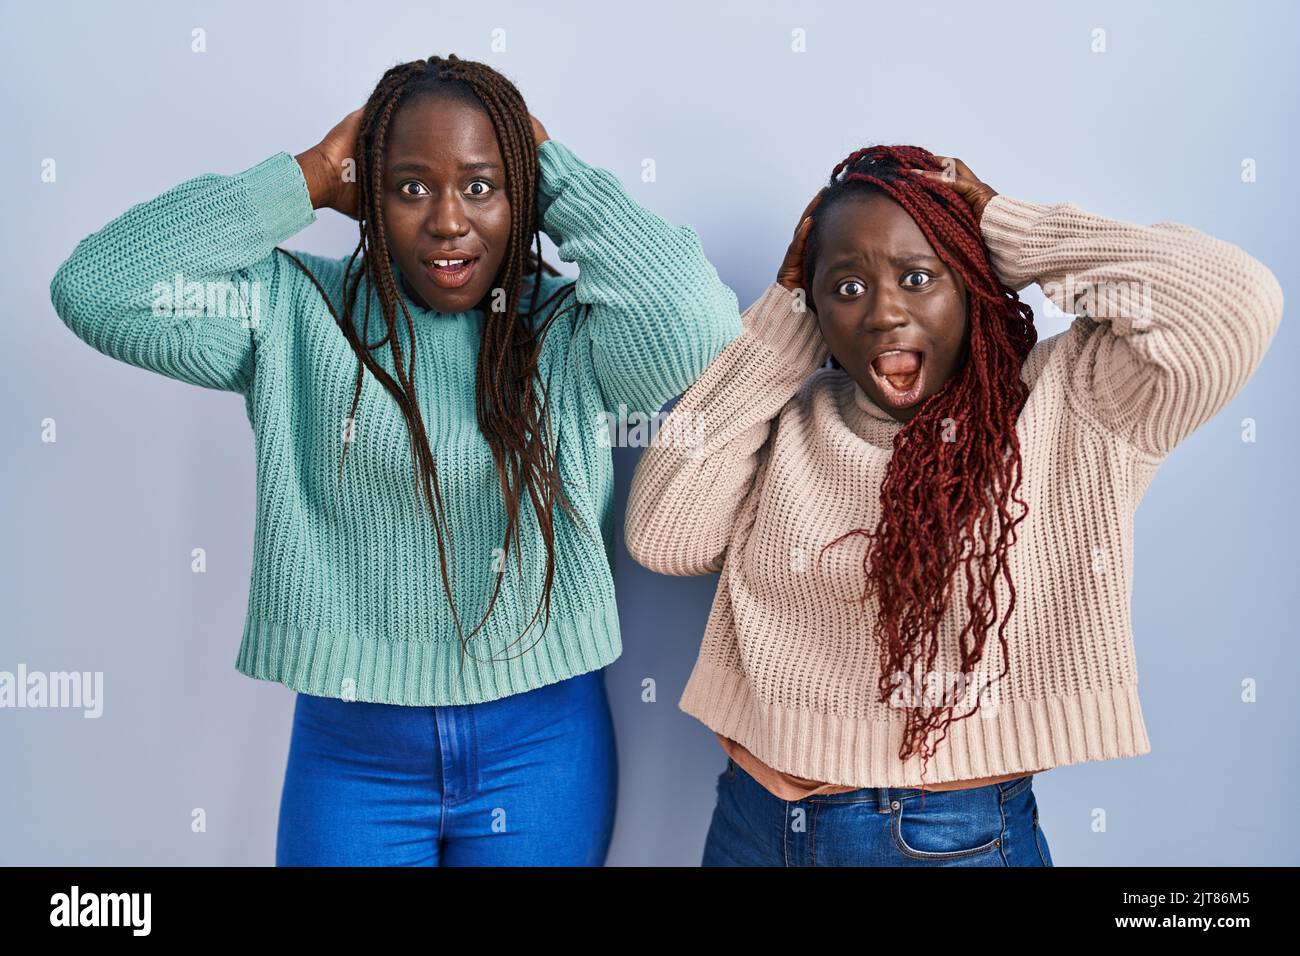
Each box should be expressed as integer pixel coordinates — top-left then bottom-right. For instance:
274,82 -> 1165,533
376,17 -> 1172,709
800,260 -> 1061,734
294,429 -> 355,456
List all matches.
911,156 -> 998,223
529,114 -> 550,147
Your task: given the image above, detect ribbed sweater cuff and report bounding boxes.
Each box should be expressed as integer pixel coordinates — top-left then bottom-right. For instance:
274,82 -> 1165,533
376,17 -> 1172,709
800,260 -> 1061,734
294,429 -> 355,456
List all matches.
237,151 -> 317,247
742,282 -> 830,373
980,194 -> 1055,292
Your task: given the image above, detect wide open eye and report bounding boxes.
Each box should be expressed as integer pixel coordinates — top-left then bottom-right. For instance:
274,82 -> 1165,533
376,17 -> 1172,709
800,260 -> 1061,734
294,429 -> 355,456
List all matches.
398,180 -> 428,197
902,270 -> 933,288
836,279 -> 865,296
466,179 -> 494,197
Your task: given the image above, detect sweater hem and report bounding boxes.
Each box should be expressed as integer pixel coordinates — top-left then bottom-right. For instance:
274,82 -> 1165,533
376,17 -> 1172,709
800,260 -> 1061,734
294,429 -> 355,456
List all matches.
980,194 -> 1054,292
234,602 -> 623,706
239,151 -> 317,247
679,658 -> 1151,789
536,138 -> 590,204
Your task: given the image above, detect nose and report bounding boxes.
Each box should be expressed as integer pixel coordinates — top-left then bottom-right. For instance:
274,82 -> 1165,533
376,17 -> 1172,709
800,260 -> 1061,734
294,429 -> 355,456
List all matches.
860,285 -> 910,338
427,188 -> 469,239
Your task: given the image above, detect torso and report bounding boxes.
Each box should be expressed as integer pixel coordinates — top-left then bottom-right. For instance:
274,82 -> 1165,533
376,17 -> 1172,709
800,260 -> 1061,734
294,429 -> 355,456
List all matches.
717,733 -> 1043,800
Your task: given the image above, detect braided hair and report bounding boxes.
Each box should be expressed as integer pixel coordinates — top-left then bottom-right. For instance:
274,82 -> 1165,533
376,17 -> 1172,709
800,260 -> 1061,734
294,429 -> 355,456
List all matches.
804,145 -> 1038,786
275,55 -> 591,672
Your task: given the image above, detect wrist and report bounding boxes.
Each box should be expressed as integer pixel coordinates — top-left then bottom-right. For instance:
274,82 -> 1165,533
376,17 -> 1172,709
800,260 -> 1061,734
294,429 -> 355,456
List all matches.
977,194 -> 1054,291
294,147 -> 336,210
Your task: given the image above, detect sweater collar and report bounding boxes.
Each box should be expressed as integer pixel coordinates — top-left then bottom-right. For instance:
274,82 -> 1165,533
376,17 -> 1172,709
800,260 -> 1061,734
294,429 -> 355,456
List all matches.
851,378 -> 903,424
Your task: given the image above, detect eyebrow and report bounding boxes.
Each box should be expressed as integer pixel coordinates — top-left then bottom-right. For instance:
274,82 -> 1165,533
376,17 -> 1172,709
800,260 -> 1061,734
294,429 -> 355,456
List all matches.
387,160 -> 503,174
822,252 -> 943,272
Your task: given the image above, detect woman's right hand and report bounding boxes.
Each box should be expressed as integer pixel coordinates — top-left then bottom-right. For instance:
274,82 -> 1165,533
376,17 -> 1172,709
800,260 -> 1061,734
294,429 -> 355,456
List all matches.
909,156 -> 998,223
775,186 -> 828,294
296,107 -> 365,218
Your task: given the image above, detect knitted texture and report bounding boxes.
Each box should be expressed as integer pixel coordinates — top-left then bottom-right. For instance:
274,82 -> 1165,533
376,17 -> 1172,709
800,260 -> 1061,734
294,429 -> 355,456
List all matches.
626,195 -> 1283,788
50,140 -> 741,705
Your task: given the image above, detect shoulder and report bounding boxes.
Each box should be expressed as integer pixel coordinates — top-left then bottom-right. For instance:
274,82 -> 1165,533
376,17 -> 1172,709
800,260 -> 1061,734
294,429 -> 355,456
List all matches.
521,267 -> 575,299
778,364 -> 847,422
1021,326 -> 1075,391
518,268 -> 582,325
268,247 -> 352,313
800,364 -> 840,397
272,247 -> 349,280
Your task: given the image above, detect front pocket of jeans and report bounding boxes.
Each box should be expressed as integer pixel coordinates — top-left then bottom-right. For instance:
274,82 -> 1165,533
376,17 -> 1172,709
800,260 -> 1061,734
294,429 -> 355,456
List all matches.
891,793 -> 1003,861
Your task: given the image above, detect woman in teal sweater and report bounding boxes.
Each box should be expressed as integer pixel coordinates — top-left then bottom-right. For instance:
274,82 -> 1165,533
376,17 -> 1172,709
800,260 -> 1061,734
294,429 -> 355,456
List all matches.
49,54 -> 741,865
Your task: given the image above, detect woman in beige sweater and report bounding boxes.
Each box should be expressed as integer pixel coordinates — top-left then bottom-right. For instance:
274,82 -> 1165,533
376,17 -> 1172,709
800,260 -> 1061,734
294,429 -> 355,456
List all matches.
625,145 -> 1283,866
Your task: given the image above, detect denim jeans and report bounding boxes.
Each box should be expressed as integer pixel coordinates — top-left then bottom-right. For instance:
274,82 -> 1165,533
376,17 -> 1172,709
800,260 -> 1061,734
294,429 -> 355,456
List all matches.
275,668 -> 618,866
702,756 -> 1054,867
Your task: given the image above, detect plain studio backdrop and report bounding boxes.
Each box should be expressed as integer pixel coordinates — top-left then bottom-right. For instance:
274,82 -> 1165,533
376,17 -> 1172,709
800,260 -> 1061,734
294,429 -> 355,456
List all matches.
2,0 -> 1295,866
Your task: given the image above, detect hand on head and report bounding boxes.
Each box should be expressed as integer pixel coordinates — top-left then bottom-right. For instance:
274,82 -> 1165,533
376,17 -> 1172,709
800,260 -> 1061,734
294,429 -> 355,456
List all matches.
302,106 -> 366,219
909,156 -> 998,223
529,113 -> 549,147
776,186 -> 829,293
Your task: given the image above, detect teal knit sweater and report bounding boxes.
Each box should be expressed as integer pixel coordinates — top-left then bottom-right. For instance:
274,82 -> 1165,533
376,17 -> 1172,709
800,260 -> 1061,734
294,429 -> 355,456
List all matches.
50,140 -> 742,705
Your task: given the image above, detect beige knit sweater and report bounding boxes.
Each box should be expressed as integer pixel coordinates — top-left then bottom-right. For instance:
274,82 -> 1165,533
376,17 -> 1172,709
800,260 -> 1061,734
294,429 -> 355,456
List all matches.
625,195 -> 1283,789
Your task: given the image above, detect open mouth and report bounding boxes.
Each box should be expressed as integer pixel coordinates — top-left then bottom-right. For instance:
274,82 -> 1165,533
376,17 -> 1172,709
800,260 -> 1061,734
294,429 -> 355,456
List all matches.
423,256 -> 480,290
866,349 -> 926,409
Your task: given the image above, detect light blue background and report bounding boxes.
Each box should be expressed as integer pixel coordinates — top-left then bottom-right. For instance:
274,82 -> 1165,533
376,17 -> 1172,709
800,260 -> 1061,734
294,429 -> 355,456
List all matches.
2,0 -> 1295,865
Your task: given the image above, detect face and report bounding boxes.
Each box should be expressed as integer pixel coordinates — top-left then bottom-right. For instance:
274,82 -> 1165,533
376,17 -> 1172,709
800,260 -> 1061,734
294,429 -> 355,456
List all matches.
382,94 -> 512,314
810,193 -> 970,425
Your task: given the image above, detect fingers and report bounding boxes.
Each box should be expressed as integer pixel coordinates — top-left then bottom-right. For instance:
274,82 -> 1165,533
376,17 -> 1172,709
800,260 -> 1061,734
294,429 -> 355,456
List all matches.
921,155 -> 977,184
787,215 -> 815,261
910,166 -> 971,193
778,187 -> 830,291
908,164 -> 996,221
790,187 -> 832,236
777,214 -> 819,290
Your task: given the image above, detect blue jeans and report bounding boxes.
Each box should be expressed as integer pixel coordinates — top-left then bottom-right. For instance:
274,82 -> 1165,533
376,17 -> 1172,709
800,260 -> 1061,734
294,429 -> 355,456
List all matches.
702,757 -> 1054,867
275,668 -> 618,866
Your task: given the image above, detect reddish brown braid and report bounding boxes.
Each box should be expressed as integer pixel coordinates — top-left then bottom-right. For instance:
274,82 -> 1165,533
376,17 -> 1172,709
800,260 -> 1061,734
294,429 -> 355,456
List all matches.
805,145 -> 1037,787
274,55 -> 594,673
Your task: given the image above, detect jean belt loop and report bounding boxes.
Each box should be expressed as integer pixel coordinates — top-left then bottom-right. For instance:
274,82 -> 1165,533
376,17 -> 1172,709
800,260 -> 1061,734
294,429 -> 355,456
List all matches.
875,787 -> 892,813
